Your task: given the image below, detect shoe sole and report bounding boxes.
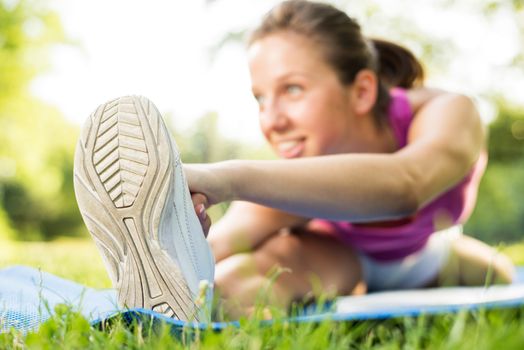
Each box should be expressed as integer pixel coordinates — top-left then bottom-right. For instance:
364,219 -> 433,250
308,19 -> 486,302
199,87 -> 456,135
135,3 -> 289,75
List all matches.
73,96 -> 200,321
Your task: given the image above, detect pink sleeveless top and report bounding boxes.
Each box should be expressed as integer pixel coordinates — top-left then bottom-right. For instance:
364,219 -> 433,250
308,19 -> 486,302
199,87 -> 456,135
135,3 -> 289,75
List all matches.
309,88 -> 487,261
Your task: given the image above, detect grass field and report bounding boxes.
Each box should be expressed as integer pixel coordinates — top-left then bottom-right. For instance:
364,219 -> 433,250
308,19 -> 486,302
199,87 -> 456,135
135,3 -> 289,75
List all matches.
0,238 -> 111,289
1,237 -> 524,349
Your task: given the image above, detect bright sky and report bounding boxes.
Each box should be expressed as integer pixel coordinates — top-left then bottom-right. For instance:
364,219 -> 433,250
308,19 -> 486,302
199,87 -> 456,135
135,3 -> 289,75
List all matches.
32,0 -> 523,144
31,0 -> 279,145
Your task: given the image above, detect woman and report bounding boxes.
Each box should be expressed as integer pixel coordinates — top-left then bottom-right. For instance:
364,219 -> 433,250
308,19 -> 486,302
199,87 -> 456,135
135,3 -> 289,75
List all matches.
185,0 -> 515,317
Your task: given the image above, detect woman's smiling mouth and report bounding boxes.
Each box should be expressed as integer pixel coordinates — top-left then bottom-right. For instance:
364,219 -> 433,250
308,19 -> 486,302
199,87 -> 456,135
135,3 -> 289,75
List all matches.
275,138 -> 306,158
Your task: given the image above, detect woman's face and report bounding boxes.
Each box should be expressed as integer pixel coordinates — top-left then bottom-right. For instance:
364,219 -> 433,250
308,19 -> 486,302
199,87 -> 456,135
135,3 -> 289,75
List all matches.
248,31 -> 361,158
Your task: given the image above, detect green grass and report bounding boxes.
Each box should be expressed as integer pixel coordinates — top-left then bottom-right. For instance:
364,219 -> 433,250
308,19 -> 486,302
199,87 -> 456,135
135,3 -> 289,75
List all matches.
1,237 -> 524,349
1,302 -> 524,349
501,242 -> 524,266
0,237 -> 110,288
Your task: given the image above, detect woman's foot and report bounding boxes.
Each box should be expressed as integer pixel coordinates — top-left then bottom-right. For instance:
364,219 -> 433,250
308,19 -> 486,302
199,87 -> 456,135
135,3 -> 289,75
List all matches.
73,96 -> 214,322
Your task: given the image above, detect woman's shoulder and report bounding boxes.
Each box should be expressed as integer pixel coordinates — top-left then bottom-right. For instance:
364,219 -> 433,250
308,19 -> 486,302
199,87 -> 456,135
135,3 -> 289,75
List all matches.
405,87 -> 447,114
405,87 -> 483,126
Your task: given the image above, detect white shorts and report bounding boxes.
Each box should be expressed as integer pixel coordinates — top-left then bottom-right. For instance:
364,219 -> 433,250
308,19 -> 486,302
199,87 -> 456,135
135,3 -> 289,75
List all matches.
358,226 -> 462,292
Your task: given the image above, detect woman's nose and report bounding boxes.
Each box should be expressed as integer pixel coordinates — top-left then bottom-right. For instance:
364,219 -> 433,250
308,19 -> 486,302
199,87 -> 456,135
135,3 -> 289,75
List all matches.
261,100 -> 290,132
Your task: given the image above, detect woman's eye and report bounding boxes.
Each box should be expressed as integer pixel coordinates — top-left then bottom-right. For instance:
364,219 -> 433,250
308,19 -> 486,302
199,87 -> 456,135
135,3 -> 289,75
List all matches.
254,94 -> 266,107
286,85 -> 302,95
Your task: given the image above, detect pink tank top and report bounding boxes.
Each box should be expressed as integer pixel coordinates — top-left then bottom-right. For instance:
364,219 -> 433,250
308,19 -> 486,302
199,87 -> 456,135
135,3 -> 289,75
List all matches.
309,88 -> 487,261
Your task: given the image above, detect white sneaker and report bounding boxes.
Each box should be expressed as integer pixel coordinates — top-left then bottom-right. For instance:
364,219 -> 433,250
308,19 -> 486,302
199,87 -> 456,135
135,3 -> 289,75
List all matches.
73,96 -> 215,322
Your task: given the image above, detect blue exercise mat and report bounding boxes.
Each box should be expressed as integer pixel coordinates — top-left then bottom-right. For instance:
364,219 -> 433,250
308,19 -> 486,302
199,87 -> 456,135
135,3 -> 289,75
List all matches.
0,266 -> 117,333
1,265 -> 524,333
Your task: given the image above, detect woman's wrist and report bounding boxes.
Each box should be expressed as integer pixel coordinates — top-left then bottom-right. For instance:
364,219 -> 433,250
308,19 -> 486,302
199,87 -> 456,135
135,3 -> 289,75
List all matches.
210,159 -> 246,203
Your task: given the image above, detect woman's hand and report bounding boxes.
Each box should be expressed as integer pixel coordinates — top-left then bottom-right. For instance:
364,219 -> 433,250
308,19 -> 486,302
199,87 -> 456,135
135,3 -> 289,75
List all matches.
191,192 -> 212,237
183,162 -> 235,206
184,162 -> 235,236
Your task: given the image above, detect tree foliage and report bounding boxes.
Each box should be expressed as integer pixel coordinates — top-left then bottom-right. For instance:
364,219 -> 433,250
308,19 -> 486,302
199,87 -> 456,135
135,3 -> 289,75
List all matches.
465,105 -> 524,243
0,0 -> 81,240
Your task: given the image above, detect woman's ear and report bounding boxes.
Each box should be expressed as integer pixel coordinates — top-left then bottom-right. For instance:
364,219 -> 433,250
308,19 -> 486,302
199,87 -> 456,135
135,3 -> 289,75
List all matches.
349,69 -> 378,116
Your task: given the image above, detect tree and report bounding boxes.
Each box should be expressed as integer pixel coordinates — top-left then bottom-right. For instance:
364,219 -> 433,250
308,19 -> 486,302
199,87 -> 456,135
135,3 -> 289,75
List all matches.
0,0 -> 82,240
465,104 -> 524,243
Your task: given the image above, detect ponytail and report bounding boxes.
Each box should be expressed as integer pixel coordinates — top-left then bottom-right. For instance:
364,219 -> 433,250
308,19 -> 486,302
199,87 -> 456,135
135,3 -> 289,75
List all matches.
371,38 -> 425,89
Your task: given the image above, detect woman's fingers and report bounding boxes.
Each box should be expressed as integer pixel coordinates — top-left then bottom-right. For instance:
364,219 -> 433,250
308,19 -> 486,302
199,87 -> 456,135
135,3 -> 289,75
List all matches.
191,193 -> 211,237
200,212 -> 212,238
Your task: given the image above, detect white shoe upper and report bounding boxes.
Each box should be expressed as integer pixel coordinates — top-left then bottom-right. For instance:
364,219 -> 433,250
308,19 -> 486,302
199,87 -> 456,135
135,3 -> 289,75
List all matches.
163,141 -> 215,310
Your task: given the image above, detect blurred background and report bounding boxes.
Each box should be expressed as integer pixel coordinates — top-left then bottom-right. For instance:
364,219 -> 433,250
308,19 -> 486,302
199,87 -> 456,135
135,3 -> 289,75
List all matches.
0,0 -> 523,247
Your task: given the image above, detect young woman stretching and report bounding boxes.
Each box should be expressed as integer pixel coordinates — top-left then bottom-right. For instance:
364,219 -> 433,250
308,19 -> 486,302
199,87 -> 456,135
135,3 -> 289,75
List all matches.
185,0 -> 515,317
74,0 -> 515,321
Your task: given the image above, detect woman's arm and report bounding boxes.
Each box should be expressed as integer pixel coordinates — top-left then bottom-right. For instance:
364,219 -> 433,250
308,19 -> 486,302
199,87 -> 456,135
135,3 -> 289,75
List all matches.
208,201 -> 308,261
185,92 -> 484,222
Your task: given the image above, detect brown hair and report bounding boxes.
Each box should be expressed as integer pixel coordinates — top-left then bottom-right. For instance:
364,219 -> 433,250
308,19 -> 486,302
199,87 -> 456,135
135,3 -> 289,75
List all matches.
248,0 -> 424,127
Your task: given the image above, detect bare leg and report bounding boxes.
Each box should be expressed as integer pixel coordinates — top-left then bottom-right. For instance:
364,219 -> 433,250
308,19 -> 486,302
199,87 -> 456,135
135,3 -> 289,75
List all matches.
214,228 -> 366,318
437,234 -> 515,287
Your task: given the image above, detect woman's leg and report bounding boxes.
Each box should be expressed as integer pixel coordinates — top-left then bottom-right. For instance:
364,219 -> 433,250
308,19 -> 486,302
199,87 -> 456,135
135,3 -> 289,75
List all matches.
214,228 -> 366,318
437,234 -> 515,286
